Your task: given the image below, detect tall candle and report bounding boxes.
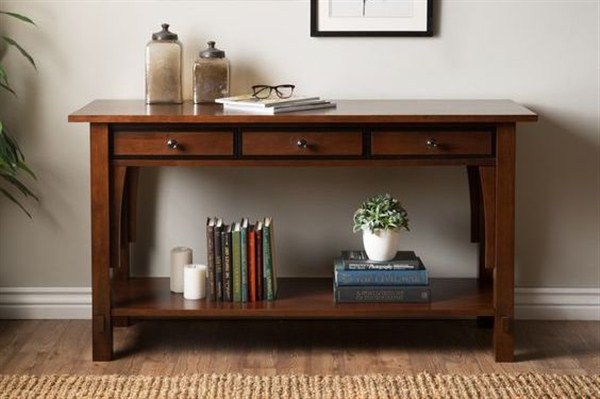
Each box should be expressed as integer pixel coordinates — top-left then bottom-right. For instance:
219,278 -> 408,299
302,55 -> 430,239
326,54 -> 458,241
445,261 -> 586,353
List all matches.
170,247 -> 192,293
184,264 -> 207,300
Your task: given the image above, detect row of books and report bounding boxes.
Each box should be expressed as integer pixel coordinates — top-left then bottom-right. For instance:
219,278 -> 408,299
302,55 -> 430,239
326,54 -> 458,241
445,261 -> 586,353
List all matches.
333,250 -> 431,303
216,94 -> 336,114
206,217 -> 278,302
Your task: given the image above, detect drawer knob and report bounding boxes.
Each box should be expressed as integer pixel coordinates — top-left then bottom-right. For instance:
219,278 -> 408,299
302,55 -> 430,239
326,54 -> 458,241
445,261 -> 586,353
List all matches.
297,138 -> 309,149
426,138 -> 438,149
167,139 -> 179,150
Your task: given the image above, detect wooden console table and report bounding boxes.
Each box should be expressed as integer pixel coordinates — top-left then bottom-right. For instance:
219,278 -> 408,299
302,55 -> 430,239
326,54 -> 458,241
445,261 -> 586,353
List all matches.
69,100 -> 537,362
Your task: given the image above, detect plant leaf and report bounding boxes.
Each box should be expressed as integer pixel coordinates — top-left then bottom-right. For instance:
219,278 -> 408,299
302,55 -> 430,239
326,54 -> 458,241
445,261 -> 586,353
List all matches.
1,173 -> 38,201
0,80 -> 16,95
0,11 -> 36,25
16,159 -> 36,179
3,36 -> 36,69
0,187 -> 32,218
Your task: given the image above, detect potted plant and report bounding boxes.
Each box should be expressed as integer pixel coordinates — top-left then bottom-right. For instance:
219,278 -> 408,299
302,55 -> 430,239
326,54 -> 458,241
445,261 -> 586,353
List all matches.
0,11 -> 37,217
353,193 -> 409,261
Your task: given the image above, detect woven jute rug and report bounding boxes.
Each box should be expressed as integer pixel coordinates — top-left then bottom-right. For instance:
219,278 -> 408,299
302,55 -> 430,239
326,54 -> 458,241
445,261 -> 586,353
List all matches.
1,372 -> 599,399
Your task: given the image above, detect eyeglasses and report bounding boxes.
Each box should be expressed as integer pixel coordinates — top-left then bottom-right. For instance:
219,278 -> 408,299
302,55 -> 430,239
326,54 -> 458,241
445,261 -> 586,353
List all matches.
251,84 -> 295,99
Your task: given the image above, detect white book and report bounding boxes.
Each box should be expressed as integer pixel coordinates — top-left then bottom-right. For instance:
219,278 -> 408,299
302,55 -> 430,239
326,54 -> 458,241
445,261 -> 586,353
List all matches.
216,94 -> 321,108
223,101 -> 337,114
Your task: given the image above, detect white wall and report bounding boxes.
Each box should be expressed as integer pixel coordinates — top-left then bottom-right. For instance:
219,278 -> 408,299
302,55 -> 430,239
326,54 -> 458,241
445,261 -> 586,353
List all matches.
0,1 -> 598,292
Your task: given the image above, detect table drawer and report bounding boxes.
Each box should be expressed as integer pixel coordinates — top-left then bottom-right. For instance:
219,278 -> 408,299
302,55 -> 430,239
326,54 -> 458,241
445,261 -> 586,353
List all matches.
242,131 -> 363,156
371,131 -> 492,156
113,131 -> 234,156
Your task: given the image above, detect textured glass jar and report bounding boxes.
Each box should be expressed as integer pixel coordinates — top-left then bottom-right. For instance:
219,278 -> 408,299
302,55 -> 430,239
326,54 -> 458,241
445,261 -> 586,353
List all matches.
145,23 -> 182,104
193,41 -> 230,103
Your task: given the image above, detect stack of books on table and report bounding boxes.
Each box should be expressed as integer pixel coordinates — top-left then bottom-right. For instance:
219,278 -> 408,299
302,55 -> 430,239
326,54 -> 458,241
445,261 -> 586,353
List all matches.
216,94 -> 336,114
206,217 -> 278,302
333,250 -> 430,303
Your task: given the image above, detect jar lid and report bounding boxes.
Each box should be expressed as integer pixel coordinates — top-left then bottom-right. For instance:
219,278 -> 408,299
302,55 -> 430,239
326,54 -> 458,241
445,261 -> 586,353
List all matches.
200,41 -> 225,58
152,23 -> 178,41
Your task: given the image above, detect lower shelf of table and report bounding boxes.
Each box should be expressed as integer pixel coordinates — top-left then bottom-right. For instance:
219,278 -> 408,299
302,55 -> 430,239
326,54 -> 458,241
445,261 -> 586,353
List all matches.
111,277 -> 494,319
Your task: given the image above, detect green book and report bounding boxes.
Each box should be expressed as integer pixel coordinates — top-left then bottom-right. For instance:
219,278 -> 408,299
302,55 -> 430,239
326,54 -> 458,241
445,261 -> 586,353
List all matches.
232,222 -> 242,302
222,224 -> 233,302
240,218 -> 249,303
263,217 -> 277,301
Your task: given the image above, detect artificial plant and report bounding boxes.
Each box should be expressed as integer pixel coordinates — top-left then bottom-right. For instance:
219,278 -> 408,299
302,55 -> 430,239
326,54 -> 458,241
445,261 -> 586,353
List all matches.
0,11 -> 37,217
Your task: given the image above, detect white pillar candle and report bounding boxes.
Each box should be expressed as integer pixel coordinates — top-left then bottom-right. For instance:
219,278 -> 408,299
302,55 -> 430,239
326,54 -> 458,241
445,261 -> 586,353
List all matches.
170,247 -> 192,293
183,264 -> 207,300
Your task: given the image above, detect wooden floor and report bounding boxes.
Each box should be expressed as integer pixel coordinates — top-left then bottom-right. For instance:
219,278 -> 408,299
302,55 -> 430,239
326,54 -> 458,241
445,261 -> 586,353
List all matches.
0,320 -> 597,375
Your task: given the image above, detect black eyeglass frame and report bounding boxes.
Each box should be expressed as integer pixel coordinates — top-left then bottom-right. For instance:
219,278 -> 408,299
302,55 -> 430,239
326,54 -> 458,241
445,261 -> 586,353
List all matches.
251,84 -> 296,99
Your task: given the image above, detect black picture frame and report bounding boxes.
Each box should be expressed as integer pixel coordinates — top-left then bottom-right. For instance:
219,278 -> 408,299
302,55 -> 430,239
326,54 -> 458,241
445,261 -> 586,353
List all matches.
311,0 -> 433,37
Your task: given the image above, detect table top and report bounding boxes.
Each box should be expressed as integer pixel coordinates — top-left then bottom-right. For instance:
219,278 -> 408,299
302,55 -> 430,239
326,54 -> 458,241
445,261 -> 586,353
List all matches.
69,99 -> 537,124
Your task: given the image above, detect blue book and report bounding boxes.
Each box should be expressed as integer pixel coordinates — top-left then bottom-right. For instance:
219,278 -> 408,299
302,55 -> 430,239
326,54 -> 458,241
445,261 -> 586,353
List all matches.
334,257 -> 429,286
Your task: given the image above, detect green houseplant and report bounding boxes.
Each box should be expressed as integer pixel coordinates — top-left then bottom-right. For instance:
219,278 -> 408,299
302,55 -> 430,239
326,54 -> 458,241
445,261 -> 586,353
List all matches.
0,11 -> 37,217
353,193 -> 409,261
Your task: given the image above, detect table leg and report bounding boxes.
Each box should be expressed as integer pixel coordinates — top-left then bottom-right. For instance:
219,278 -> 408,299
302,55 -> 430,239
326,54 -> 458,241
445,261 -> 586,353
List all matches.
90,123 -> 113,361
493,123 -> 516,362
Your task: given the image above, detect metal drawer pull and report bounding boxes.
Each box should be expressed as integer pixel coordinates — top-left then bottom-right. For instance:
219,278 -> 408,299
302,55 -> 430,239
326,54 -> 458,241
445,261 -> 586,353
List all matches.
297,138 -> 309,149
167,139 -> 179,150
426,138 -> 438,149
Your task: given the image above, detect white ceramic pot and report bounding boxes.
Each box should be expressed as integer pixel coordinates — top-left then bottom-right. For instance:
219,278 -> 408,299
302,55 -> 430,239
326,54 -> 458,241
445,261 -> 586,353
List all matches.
362,229 -> 400,261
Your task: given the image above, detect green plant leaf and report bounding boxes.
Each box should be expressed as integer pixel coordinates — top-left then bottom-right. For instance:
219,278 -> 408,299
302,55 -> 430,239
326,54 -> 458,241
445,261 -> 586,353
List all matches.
0,80 -> 16,95
3,36 -> 36,69
0,11 -> 36,25
0,187 -> 32,218
1,173 -> 38,201
16,159 -> 36,179
0,64 -> 9,85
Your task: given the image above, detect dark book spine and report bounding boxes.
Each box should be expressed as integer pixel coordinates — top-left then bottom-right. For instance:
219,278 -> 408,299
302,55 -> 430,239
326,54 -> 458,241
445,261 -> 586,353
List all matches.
240,225 -> 248,303
221,229 -> 232,301
248,228 -> 257,302
206,222 -> 216,301
232,229 -> 241,302
334,286 -> 431,303
263,223 -> 274,301
255,228 -> 263,301
214,225 -> 223,301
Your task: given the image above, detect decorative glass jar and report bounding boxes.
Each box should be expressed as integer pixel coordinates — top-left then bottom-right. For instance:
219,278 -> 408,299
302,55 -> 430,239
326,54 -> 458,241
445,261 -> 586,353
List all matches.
193,41 -> 230,103
145,23 -> 182,104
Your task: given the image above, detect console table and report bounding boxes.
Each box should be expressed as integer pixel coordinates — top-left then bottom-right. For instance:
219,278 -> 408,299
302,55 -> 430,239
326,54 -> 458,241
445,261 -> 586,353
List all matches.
69,100 -> 537,362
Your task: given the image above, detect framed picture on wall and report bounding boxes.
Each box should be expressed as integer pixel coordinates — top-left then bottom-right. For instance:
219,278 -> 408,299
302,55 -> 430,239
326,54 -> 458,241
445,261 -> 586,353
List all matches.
311,0 -> 433,37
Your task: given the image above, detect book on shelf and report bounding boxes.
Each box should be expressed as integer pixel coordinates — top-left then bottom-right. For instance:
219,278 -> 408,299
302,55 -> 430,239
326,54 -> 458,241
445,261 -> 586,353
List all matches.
334,257 -> 429,286
204,216 -> 277,302
232,222 -> 242,302
216,94 -> 320,108
213,218 -> 224,301
248,225 -> 257,302
206,217 -> 216,301
255,220 -> 264,301
334,285 -> 431,303
340,250 -> 421,270
240,218 -> 249,303
221,224 -> 233,302
263,217 -> 277,301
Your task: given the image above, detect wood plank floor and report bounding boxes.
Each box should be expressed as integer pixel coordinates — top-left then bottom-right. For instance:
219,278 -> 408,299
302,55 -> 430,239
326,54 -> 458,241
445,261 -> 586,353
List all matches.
0,320 -> 598,375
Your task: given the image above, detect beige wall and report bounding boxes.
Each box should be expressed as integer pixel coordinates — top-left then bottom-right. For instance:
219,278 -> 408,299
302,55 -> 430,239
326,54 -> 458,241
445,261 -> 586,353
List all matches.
0,0 -> 598,289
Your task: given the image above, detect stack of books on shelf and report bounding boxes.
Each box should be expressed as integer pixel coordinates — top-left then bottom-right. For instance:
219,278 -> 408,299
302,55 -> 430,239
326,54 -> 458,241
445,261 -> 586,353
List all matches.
206,217 -> 278,302
333,250 -> 430,303
216,94 -> 336,114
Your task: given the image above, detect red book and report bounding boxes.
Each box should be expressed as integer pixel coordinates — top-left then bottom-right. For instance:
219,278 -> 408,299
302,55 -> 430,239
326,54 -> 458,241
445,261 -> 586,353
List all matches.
248,226 -> 257,302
